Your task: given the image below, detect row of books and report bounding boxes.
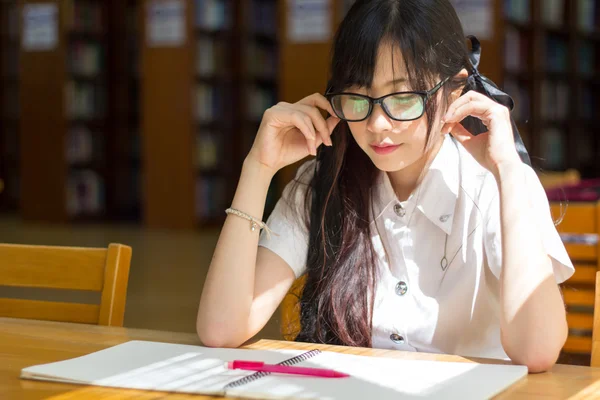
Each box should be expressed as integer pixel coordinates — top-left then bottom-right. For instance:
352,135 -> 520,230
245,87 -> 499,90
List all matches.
540,127 -> 597,171
64,0 -> 104,33
65,81 -> 106,120
66,169 -> 105,217
580,86 -> 597,118
246,85 -> 277,120
69,40 -> 104,77
245,0 -> 276,36
540,80 -> 570,121
195,176 -> 228,219
196,132 -> 221,170
245,41 -> 277,79
195,37 -> 231,77
195,83 -> 232,122
579,42 -> 596,75
544,35 -> 569,72
504,0 -> 530,23
541,0 -> 567,27
66,125 -> 103,164
578,0 -> 599,32
540,127 -> 566,170
504,27 -> 529,72
503,79 -> 530,122
195,0 -> 231,31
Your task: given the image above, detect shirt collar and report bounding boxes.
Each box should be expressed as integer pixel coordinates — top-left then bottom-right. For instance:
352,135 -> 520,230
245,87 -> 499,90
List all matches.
372,135 -> 460,235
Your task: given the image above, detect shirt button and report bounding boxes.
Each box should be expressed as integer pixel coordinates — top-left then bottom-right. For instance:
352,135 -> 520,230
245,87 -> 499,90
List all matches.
390,333 -> 405,344
395,281 -> 408,296
393,203 -> 405,217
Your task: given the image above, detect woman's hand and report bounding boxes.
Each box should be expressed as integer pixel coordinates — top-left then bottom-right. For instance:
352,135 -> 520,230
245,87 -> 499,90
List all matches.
441,90 -> 521,177
246,93 -> 341,175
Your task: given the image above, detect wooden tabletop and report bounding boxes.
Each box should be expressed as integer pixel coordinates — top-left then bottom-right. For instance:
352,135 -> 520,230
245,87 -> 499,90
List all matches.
2,317 -> 600,399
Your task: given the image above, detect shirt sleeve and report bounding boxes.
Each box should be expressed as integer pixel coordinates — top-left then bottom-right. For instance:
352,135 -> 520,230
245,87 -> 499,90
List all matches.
258,160 -> 315,278
483,164 -> 575,284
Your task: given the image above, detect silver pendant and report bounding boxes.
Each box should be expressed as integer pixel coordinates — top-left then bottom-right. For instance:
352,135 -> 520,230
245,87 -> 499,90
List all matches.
440,256 -> 448,271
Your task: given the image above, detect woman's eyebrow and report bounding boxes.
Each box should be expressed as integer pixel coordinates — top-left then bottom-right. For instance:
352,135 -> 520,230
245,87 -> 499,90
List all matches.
385,78 -> 407,85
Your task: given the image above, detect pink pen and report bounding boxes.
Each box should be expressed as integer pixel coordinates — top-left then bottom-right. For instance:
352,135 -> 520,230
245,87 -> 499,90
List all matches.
227,360 -> 350,378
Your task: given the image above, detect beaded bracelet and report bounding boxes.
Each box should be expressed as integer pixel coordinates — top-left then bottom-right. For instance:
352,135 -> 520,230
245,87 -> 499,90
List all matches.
225,208 -> 276,239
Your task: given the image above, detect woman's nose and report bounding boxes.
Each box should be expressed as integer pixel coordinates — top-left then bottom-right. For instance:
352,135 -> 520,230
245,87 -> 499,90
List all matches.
366,104 -> 393,133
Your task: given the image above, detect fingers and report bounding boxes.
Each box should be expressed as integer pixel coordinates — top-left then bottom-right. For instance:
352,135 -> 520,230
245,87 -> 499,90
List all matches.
289,110 -> 317,156
297,93 -> 336,117
444,91 -> 509,129
295,104 -> 335,147
326,115 -> 341,135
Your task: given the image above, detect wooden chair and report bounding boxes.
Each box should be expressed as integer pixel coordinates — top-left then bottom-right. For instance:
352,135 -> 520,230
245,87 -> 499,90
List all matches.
0,243 -> 132,326
281,275 -> 305,341
538,169 -> 581,190
592,271 -> 600,367
550,201 -> 600,364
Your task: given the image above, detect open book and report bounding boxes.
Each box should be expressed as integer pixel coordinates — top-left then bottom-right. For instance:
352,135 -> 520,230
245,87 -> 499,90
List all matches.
21,340 -> 527,399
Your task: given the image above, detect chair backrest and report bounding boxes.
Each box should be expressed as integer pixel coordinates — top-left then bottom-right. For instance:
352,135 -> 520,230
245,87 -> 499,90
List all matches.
550,201 -> 600,364
281,275 -> 305,341
538,169 -> 581,190
592,271 -> 600,367
0,243 -> 132,326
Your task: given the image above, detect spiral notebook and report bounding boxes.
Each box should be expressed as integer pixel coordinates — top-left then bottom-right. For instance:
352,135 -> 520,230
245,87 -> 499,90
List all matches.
21,340 -> 528,399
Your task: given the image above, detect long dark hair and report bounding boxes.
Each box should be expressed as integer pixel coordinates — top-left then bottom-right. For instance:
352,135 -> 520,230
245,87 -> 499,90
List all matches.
290,0 -> 508,347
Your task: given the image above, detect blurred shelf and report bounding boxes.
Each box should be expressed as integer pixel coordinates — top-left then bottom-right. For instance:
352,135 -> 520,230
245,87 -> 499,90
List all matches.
252,32 -> 277,45
542,25 -> 570,36
68,119 -> 106,128
70,74 -> 107,84
195,28 -> 234,40
580,76 -> 600,85
67,31 -> 106,41
577,30 -> 600,41
196,75 -> 235,84
252,77 -> 277,88
541,70 -> 570,80
541,120 -> 570,130
68,161 -> 107,174
573,120 -> 595,129
505,19 -> 532,30
503,70 -> 534,80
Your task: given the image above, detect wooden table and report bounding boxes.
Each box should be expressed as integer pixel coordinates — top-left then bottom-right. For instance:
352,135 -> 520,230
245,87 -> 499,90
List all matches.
2,318 -> 600,399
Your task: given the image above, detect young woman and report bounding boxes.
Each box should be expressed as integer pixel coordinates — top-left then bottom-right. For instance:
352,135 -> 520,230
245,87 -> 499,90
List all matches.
197,0 -> 574,372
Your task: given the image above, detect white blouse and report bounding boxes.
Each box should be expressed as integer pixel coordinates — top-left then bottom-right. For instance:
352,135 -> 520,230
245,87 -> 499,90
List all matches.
259,134 -> 574,359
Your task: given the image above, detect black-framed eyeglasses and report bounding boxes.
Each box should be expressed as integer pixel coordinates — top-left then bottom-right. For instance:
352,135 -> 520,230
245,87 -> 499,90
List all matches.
325,77 -> 450,122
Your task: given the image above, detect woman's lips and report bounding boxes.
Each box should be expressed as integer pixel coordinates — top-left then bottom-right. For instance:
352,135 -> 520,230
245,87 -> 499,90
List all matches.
370,144 -> 401,155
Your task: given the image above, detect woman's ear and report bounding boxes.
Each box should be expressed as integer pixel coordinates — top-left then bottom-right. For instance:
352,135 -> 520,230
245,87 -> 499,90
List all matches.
450,68 -> 469,102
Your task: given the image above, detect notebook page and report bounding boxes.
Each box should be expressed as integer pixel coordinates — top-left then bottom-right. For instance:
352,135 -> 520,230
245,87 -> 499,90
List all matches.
21,341 -> 309,395
227,351 -> 528,400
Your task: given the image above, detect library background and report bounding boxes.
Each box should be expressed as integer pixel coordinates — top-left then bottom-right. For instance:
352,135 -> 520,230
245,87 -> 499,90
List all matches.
0,0 -> 599,364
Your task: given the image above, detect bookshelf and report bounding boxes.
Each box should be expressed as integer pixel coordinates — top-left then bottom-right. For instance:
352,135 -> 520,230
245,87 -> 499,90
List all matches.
502,0 -> 600,177
19,0 -> 110,222
0,0 -> 20,212
141,0 -> 280,229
